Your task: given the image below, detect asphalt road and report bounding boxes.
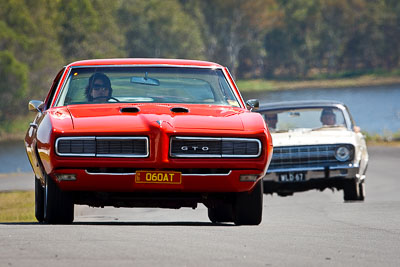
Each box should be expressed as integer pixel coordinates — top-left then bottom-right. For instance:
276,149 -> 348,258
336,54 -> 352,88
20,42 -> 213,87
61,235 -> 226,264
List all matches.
1,146 -> 399,266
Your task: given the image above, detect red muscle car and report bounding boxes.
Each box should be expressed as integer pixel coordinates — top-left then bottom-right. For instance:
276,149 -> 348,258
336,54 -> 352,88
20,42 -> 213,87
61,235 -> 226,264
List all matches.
25,58 -> 272,225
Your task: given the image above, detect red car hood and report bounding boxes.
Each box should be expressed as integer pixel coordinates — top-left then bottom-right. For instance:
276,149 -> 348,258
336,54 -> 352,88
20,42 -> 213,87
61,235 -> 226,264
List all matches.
65,104 -> 247,132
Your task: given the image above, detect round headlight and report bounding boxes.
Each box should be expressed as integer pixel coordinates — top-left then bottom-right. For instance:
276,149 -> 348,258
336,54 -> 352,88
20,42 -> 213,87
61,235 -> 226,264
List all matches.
335,146 -> 350,161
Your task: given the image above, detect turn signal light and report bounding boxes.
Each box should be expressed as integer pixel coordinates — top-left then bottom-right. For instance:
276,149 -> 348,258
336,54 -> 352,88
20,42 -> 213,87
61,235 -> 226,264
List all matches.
240,174 -> 258,182
55,174 -> 77,181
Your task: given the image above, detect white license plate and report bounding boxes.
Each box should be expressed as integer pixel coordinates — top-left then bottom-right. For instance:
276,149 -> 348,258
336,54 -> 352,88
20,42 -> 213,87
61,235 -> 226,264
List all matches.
279,172 -> 306,182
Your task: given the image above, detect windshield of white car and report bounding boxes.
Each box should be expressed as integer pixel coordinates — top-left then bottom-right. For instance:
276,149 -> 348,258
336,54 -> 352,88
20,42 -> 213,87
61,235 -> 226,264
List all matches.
54,67 -> 240,107
261,107 -> 347,132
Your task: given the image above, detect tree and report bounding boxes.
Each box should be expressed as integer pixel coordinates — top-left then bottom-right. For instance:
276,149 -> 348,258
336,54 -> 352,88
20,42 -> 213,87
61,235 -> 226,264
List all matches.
23,0 -> 65,99
118,0 -> 205,59
0,51 -> 28,121
57,0 -> 124,62
198,0 -> 281,78
264,0 -> 322,78
264,0 -> 400,78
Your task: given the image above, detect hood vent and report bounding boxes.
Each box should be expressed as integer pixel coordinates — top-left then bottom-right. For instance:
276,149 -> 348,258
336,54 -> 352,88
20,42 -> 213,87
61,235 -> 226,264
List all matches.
120,107 -> 140,113
171,107 -> 189,113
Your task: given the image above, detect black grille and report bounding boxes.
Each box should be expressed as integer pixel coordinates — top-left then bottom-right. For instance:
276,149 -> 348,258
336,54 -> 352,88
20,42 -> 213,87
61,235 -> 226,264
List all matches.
56,137 -> 148,157
269,144 -> 354,169
170,136 -> 261,158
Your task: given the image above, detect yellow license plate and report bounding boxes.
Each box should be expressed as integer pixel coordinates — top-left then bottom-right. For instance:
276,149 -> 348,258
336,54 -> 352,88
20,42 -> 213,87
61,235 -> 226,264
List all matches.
135,171 -> 182,184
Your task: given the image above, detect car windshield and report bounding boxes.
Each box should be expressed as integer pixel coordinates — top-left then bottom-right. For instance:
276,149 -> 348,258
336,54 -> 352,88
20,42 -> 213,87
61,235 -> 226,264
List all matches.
55,67 -> 240,107
260,107 -> 347,132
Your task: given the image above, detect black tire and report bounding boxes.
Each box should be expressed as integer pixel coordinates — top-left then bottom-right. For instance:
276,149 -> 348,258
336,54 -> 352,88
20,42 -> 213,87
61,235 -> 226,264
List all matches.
35,177 -> 44,223
358,182 -> 365,201
233,180 -> 263,225
208,202 -> 234,223
44,175 -> 74,224
343,178 -> 364,201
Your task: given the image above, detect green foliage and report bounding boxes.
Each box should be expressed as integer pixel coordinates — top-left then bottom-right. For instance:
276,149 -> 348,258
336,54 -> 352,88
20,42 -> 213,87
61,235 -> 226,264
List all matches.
364,130 -> 400,143
57,0 -> 124,61
118,0 -> 205,59
0,0 -> 400,133
264,0 -> 400,78
196,0 -> 281,77
0,51 -> 28,121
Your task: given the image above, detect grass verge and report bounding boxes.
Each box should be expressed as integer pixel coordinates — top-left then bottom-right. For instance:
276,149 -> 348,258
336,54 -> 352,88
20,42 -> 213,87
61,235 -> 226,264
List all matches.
0,191 -> 35,222
364,130 -> 400,145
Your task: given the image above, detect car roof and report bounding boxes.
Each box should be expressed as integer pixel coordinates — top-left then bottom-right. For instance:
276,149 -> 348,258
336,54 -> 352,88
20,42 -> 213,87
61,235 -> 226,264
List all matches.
67,58 -> 223,68
258,100 -> 347,111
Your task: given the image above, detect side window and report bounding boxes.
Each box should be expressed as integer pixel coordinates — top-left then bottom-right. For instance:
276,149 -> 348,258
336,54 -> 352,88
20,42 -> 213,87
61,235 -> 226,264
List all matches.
45,67 -> 66,109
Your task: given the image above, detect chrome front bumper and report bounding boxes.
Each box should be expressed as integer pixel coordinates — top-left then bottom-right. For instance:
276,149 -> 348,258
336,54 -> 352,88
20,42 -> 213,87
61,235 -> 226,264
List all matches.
263,163 -> 364,182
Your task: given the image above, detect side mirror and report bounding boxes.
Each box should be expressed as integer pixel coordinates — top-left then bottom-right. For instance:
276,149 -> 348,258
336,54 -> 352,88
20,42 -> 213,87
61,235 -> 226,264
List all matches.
246,99 -> 259,111
28,100 -> 44,113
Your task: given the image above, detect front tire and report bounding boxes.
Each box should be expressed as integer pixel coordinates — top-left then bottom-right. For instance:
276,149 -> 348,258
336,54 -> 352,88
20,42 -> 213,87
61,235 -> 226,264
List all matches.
44,175 -> 74,224
343,178 -> 364,201
35,177 -> 44,223
358,182 -> 365,201
233,180 -> 263,225
208,202 -> 234,223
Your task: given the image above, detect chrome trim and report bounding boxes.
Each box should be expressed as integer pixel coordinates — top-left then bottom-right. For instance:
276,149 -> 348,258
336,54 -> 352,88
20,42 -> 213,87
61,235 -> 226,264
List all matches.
267,163 -> 359,173
96,136 -> 147,140
28,100 -> 44,113
268,166 -> 325,173
68,64 -> 225,69
182,170 -> 232,176
331,163 -> 359,169
174,136 -> 222,141
264,165 -> 361,180
85,170 -> 136,176
173,154 -> 223,158
53,67 -> 72,107
223,67 -> 245,109
55,136 -> 149,157
170,136 -> 262,158
84,170 -> 232,176
336,105 -> 353,131
224,137 -> 262,143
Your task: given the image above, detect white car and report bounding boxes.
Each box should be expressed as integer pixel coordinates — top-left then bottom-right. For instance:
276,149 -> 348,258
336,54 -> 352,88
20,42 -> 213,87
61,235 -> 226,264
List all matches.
257,100 -> 368,201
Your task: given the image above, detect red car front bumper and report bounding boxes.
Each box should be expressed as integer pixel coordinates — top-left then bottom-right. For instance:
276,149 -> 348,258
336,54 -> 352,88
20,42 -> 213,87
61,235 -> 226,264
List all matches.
51,168 -> 264,193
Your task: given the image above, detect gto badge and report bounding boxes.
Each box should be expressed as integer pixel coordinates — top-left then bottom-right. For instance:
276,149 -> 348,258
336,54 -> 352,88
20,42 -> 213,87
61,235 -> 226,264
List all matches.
181,146 -> 209,151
